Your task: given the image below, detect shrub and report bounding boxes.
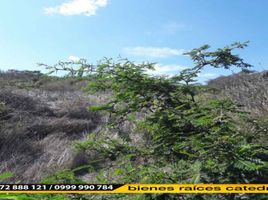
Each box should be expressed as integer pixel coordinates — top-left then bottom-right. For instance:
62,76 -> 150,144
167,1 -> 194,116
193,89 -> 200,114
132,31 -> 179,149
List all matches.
43,42 -> 268,200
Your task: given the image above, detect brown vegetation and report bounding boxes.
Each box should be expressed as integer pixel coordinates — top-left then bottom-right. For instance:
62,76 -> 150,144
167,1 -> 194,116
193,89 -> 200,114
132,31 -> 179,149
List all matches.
208,71 -> 268,116
1,69 -> 268,183
0,71 -> 102,182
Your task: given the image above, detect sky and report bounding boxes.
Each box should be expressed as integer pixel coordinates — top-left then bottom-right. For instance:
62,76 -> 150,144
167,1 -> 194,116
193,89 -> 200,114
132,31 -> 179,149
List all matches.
0,0 -> 267,82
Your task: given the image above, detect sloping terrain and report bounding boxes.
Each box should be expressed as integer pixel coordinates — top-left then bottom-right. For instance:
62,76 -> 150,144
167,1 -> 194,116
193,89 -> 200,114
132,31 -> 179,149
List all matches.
0,71 -> 102,182
208,71 -> 268,116
1,69 -> 268,184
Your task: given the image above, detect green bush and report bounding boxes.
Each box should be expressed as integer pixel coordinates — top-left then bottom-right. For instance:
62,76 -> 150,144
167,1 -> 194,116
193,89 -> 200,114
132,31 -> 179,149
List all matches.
43,42 -> 268,200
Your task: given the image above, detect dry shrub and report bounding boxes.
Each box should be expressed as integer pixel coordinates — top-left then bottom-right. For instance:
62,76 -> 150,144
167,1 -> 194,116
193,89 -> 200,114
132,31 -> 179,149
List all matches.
0,86 -> 102,183
208,71 -> 268,116
39,78 -> 88,93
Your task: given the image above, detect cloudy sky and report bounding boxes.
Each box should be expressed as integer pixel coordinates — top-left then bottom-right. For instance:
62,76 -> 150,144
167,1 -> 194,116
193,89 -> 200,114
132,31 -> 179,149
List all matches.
0,0 -> 267,82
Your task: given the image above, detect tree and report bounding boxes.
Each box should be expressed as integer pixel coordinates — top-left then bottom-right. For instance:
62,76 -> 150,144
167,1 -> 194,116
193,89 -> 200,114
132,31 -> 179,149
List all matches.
45,42 -> 268,200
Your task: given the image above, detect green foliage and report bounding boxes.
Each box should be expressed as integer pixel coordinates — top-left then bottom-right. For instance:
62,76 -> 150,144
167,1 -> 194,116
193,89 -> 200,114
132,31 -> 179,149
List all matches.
0,194 -> 69,200
0,171 -> 13,180
41,169 -> 82,184
44,42 -> 268,200
38,59 -> 94,78
75,135 -> 138,161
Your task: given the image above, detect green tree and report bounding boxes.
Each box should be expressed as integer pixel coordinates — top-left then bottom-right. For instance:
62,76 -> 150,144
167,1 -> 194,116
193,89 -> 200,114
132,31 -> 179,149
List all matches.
45,42 -> 268,200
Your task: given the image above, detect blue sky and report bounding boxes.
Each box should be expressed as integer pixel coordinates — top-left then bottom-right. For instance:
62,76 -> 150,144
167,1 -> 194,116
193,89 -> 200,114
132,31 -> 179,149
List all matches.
0,0 -> 267,82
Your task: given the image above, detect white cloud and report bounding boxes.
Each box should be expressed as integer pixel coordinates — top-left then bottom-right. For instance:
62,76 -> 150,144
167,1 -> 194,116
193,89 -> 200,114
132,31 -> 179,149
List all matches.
199,73 -> 219,78
154,64 -> 188,73
44,0 -> 108,16
147,64 -> 188,76
68,55 -> 80,62
123,47 -> 186,58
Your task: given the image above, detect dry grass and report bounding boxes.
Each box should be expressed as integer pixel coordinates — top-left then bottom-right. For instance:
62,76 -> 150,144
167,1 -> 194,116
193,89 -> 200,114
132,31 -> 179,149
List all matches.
208,71 -> 268,116
2,69 -> 268,184
0,72 -> 103,183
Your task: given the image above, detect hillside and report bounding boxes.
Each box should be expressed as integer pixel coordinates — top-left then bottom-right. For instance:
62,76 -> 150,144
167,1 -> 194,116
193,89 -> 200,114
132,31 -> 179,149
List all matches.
0,70 -> 144,184
0,66 -> 267,200
208,71 -> 268,116
1,0 -> 267,199
1,70 -> 268,179
0,70 -> 103,182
